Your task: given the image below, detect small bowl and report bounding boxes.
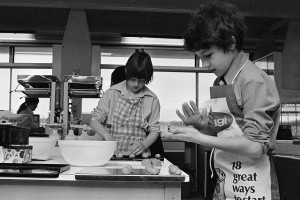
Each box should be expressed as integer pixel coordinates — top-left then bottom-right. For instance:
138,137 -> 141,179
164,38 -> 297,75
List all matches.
29,137 -> 57,160
58,140 -> 117,166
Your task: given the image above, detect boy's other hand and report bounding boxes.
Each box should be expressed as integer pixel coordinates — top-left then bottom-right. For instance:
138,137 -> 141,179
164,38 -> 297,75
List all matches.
176,100 -> 210,131
168,126 -> 203,143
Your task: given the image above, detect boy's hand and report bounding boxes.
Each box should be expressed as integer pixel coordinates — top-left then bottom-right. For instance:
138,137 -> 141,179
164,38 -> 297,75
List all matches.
163,126 -> 204,143
176,100 -> 210,131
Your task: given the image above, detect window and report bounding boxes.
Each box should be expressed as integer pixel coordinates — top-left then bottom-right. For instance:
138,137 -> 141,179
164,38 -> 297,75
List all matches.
281,103 -> 300,137
0,47 -> 9,63
14,47 -> 52,63
101,48 -> 195,67
82,69 -> 114,114
198,73 -> 216,103
11,69 -> 52,118
0,69 -> 10,110
0,46 -> 53,122
254,53 -> 274,80
84,47 -> 217,127
147,72 -> 196,121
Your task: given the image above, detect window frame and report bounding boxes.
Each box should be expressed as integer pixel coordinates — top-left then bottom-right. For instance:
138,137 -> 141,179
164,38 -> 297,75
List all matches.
0,45 -> 53,111
100,46 -> 214,108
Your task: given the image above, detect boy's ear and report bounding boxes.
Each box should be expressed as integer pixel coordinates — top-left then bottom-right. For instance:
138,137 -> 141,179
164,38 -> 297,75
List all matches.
229,43 -> 236,51
229,36 -> 236,51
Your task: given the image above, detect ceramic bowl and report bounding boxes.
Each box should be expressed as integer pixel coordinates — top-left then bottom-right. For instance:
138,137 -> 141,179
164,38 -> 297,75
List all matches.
58,140 -> 117,166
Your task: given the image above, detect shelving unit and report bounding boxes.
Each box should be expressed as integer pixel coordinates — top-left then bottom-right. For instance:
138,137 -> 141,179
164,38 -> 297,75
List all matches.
17,75 -> 60,124
280,103 -> 300,138
62,75 -> 102,136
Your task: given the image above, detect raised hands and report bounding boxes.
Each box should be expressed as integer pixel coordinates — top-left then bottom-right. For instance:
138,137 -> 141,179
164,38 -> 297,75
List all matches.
161,100 -> 217,141
176,101 -> 208,130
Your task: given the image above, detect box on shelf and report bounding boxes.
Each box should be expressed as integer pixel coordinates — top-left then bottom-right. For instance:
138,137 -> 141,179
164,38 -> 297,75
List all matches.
0,125 -> 30,147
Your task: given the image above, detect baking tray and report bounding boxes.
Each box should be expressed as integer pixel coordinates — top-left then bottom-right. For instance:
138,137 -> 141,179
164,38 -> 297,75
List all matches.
0,163 -> 70,178
75,167 -> 185,182
110,154 -> 164,161
22,88 -> 51,98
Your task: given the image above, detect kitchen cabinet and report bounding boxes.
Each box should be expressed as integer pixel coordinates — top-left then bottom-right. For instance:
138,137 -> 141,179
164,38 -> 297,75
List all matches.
162,139 -> 198,197
274,155 -> 300,200
0,147 -> 189,200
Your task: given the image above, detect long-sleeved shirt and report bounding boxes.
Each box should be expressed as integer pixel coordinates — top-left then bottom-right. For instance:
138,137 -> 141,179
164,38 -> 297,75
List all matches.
18,107 -> 35,128
91,80 -> 161,133
219,51 -> 281,153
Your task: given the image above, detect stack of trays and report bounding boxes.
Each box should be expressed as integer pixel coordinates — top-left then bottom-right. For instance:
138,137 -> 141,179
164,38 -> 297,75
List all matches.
65,75 -> 103,98
0,124 -> 32,163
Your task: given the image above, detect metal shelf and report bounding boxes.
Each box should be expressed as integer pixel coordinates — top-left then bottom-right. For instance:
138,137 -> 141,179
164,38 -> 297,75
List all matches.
17,75 -> 61,124
62,77 -> 103,136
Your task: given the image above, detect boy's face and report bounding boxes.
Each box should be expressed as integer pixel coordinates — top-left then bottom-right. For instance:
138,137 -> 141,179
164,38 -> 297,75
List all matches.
195,45 -> 236,77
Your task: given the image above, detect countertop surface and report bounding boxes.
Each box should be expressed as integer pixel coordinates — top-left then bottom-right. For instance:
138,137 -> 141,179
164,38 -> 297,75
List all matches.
0,147 -> 189,182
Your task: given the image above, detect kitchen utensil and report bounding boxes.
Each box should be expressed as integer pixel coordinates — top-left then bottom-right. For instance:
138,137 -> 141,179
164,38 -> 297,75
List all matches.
0,163 -> 70,178
110,154 -> 164,161
75,167 -> 185,182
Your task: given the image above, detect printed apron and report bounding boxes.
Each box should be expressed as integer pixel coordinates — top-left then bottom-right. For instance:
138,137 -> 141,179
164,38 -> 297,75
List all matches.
210,61 -> 279,200
110,95 -> 150,155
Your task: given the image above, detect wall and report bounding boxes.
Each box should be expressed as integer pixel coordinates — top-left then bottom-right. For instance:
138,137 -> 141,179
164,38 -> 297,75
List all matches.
282,20 -> 300,90
274,52 -> 300,103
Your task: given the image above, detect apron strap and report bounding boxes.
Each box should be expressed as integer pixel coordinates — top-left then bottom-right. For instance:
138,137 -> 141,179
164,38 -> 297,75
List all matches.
210,148 -> 215,178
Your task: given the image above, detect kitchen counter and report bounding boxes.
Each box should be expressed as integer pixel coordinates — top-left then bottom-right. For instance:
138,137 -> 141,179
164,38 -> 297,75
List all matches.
0,147 -> 189,200
274,154 -> 300,200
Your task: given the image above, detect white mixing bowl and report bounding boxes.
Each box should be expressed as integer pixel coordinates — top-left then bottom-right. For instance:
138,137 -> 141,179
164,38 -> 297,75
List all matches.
58,140 -> 117,166
29,137 -> 57,160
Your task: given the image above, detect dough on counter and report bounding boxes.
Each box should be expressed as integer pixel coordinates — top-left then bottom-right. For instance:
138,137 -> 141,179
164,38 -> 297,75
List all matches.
121,164 -> 133,174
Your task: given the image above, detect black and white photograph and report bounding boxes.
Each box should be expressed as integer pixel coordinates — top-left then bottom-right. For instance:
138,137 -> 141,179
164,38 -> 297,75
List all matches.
0,0 -> 299,199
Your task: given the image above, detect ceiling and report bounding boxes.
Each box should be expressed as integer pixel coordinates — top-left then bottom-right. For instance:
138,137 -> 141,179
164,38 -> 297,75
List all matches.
0,0 -> 299,56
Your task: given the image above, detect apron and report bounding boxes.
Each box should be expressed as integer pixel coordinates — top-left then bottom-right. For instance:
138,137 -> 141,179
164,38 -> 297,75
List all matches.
110,94 -> 150,155
210,60 -> 279,200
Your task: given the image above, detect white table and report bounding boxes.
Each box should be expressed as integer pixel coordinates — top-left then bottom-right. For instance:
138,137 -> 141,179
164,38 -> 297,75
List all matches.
0,148 -> 189,200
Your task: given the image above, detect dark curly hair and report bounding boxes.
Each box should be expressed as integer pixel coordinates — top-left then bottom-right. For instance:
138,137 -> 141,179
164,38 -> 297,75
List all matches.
184,1 -> 247,52
125,49 -> 153,84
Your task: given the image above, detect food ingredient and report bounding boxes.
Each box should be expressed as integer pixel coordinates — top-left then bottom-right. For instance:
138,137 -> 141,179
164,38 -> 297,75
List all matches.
129,154 -> 135,158
142,152 -> 150,158
121,164 -> 133,174
141,158 -> 161,167
155,154 -> 161,159
145,165 -> 160,175
116,153 -> 123,158
168,164 -> 182,175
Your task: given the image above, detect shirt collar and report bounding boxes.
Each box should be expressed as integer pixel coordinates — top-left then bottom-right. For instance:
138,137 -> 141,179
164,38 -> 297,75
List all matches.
109,80 -> 155,98
224,50 -> 248,84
